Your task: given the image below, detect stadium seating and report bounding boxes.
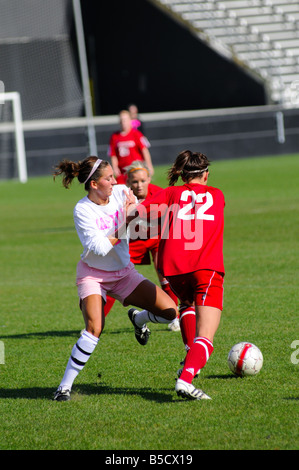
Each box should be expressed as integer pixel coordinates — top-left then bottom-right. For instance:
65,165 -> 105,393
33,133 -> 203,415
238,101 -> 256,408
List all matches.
154,0 -> 299,105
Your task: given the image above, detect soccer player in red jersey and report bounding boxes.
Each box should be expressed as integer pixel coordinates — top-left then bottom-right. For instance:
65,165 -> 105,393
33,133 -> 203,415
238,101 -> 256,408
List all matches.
108,110 -> 154,184
135,150 -> 225,400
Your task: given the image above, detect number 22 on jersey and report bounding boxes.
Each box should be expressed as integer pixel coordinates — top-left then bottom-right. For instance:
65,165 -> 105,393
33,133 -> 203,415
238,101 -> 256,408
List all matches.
177,190 -> 214,221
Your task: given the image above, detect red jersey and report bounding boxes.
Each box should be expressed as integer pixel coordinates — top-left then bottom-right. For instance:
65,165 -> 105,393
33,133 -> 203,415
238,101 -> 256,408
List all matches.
108,128 -> 150,173
146,183 -> 163,200
140,183 -> 225,277
130,183 -> 162,242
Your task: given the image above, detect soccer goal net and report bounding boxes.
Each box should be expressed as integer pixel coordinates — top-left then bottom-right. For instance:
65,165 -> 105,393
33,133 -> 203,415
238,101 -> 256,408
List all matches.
0,90 -> 27,183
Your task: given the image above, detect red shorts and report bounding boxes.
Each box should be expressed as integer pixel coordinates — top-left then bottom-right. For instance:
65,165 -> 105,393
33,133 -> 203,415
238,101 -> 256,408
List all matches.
116,173 -> 127,184
166,270 -> 224,310
129,238 -> 159,265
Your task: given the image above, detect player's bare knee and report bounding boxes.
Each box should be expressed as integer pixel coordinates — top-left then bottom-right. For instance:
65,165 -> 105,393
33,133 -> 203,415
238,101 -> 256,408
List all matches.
162,307 -> 177,321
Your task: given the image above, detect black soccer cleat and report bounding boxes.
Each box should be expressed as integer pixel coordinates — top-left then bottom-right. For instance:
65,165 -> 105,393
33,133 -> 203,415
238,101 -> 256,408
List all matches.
128,308 -> 151,346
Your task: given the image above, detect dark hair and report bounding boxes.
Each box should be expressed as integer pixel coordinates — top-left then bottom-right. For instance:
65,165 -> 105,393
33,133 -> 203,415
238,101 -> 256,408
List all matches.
53,156 -> 109,189
167,150 -> 210,186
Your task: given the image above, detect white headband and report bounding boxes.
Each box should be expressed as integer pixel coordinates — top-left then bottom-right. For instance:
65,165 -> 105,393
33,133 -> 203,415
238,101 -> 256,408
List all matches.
182,166 -> 209,174
83,158 -> 102,184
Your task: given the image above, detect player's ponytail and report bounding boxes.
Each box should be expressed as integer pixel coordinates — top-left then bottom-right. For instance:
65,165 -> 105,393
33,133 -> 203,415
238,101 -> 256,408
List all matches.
54,156 -> 109,189
168,150 -> 190,186
168,150 -> 210,186
53,159 -> 80,188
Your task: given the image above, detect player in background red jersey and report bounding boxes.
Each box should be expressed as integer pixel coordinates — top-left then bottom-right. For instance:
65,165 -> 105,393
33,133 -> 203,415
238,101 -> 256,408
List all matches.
135,150 -> 225,400
104,161 -> 180,332
108,110 -> 154,184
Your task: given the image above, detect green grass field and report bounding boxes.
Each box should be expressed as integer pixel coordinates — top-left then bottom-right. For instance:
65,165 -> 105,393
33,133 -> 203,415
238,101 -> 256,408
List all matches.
0,153 -> 298,451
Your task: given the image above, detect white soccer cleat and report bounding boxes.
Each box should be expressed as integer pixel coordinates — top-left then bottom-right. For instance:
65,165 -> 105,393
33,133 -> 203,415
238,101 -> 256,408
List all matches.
168,317 -> 180,332
53,386 -> 71,402
175,378 -> 211,400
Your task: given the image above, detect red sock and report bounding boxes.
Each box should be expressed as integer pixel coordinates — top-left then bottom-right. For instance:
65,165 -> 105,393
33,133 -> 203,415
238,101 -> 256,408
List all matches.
104,296 -> 116,317
161,281 -> 178,306
180,337 -> 214,383
179,305 -> 196,351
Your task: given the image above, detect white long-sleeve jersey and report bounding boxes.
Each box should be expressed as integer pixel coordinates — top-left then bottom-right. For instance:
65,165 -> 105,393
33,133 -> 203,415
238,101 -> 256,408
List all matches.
74,185 -> 134,271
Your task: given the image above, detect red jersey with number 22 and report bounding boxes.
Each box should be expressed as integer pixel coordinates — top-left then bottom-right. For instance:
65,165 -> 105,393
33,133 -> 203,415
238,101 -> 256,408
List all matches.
140,183 -> 225,277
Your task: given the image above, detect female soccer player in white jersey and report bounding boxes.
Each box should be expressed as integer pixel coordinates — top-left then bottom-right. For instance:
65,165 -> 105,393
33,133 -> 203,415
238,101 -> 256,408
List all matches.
52,156 -> 177,401
138,150 -> 225,400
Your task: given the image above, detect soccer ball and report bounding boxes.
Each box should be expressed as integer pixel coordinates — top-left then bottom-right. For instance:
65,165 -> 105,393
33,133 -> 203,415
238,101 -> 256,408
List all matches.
228,342 -> 263,377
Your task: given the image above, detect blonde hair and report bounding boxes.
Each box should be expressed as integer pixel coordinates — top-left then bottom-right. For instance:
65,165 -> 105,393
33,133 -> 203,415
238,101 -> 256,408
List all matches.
125,160 -> 150,179
119,109 -> 131,118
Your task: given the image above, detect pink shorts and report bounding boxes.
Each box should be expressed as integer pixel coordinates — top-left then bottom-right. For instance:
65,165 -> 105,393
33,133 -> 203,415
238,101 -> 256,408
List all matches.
166,270 -> 224,311
76,260 -> 146,306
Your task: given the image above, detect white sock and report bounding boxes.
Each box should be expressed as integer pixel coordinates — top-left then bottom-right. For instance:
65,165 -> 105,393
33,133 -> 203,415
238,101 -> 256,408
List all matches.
59,330 -> 99,391
134,309 -> 170,327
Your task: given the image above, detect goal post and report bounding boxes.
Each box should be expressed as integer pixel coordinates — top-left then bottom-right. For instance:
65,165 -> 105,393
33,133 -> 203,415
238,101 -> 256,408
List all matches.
72,0 -> 97,155
0,91 -> 28,183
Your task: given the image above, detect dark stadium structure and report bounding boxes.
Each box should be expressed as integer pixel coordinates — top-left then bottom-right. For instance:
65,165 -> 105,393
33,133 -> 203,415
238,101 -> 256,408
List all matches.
80,0 -> 267,116
1,0 -> 299,180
